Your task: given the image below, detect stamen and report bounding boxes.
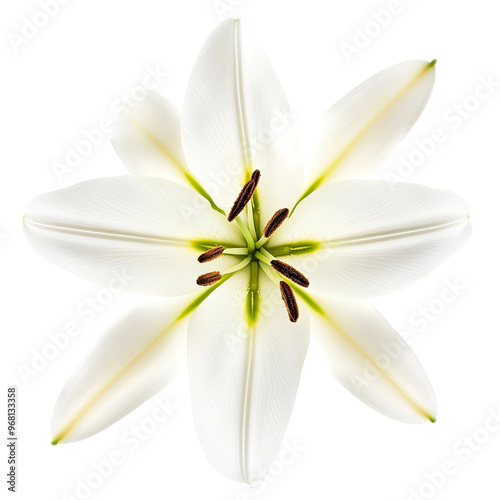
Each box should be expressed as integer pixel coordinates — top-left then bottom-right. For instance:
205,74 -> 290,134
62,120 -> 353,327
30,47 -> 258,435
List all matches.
196,271 -> 222,286
271,260 -> 310,288
221,247 -> 249,256
246,191 -> 258,240
262,208 -> 289,238
254,250 -> 271,265
220,255 -> 252,275
279,281 -> 299,322
258,261 -> 281,286
258,246 -> 276,261
198,245 -> 225,263
235,217 -> 256,252
227,170 -> 261,222
249,169 -> 261,184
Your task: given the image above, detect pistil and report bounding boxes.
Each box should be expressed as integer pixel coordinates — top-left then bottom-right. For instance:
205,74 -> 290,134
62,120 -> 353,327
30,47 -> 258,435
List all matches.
195,171 -> 310,322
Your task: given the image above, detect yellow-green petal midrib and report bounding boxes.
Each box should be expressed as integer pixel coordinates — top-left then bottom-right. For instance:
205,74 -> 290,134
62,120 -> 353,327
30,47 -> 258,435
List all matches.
292,60 -> 436,212
52,274 -> 232,444
291,284 -> 435,422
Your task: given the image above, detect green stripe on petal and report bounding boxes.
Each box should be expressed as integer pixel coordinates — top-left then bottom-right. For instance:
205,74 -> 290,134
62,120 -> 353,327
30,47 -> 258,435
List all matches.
299,293 -> 438,424
187,269 -> 309,483
51,278 -> 233,445
24,176 -> 244,297
292,60 -> 436,211
246,261 -> 260,325
111,91 -> 225,215
182,18 -> 304,223
266,241 -> 321,257
273,180 -> 470,300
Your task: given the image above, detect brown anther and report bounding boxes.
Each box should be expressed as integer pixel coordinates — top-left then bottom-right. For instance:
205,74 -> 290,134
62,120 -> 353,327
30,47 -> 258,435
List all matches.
250,169 -> 261,184
279,281 -> 299,322
263,208 -> 289,238
227,170 -> 261,222
196,271 -> 222,286
198,246 -> 225,263
271,260 -> 309,288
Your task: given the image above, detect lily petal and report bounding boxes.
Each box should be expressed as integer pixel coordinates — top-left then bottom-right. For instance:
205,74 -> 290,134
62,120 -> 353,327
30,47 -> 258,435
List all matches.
182,18 -> 304,225
187,268 -> 309,484
270,180 -> 470,299
298,60 -> 435,203
309,296 -> 436,423
51,299 -> 186,443
24,176 -> 243,296
111,91 -> 188,184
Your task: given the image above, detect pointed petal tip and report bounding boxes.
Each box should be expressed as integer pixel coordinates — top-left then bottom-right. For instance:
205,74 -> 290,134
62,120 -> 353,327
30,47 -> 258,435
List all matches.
306,59 -> 438,190
182,14 -> 304,222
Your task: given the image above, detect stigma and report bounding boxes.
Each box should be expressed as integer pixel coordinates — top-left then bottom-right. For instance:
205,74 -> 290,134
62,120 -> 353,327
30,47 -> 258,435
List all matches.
195,170 -> 310,323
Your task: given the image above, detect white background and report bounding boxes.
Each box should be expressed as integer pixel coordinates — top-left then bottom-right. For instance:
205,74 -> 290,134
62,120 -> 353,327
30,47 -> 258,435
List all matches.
1,0 -> 499,499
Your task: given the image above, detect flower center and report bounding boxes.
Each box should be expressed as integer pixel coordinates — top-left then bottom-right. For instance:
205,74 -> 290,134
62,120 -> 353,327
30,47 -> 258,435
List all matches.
195,171 -> 309,323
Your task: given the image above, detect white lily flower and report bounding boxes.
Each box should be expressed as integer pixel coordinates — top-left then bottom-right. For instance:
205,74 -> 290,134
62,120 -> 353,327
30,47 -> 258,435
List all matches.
23,18 -> 470,485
